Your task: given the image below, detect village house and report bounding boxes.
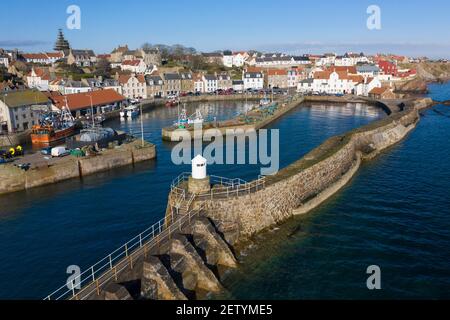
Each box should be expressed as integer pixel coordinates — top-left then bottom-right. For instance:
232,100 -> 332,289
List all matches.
202,52 -> 223,65
378,60 -> 398,77
297,70 -> 364,95
232,80 -> 244,92
163,73 -> 182,96
368,86 -> 396,100
222,51 -> 233,68
67,49 -> 96,67
52,89 -> 126,118
145,74 -> 164,98
243,71 -> 264,90
118,74 -> 147,100
22,52 -> 64,65
193,73 -> 204,93
287,67 -> 306,88
265,69 -> 288,89
61,80 -> 93,95
180,72 -> 194,93
216,73 -> 232,91
102,79 -> 123,94
110,45 -> 129,63
356,64 -> 381,78
355,77 -> 382,97
120,60 -> 147,74
140,48 -> 162,66
203,74 -> 218,93
27,67 -> 51,91
232,52 -> 249,67
0,90 -> 50,133
0,53 -> 10,68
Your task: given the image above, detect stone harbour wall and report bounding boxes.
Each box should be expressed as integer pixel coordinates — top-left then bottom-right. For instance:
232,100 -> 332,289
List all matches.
0,141 -> 156,195
202,99 -> 430,241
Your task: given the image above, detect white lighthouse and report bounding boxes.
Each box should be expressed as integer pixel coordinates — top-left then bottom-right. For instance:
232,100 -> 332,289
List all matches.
192,154 -> 207,180
188,155 -> 211,194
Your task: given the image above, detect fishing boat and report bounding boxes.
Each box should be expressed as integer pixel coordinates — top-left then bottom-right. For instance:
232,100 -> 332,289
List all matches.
260,93 -> 271,106
174,105 -> 204,128
31,106 -> 76,145
166,99 -> 178,107
120,105 -> 139,118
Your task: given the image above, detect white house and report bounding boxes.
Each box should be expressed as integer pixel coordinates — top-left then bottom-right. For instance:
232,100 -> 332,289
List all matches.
203,74 -> 218,93
27,67 -> 50,91
232,80 -> 244,92
297,71 -> 364,95
222,52 -> 233,68
355,77 -> 382,97
0,54 -> 9,68
243,72 -> 264,90
232,52 -> 248,67
121,60 -> 147,74
193,73 -> 204,93
62,80 -> 92,95
335,55 -> 355,67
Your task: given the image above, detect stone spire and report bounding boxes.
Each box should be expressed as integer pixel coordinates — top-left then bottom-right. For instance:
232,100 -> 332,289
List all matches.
54,29 -> 70,52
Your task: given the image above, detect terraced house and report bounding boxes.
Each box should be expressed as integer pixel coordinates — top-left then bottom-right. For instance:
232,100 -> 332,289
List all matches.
118,74 -> 147,99
67,49 -> 96,67
216,73 -> 232,91
163,73 -> 182,96
180,72 -> 194,93
145,74 -> 164,98
265,69 -> 288,89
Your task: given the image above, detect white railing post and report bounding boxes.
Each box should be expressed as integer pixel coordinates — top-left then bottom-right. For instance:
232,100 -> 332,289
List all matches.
109,255 -> 113,269
139,234 -> 143,248
91,266 -> 95,282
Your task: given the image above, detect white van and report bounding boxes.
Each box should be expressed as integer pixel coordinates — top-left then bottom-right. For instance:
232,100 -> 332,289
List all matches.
51,147 -> 70,158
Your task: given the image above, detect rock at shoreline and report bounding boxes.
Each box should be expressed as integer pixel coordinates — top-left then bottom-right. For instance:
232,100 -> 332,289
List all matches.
394,78 -> 429,94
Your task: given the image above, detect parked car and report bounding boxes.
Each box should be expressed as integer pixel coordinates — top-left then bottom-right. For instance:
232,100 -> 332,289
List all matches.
41,147 -> 53,156
51,147 -> 70,158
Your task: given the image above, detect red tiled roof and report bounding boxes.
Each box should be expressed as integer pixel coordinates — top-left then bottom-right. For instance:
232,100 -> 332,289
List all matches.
369,87 -> 389,95
327,66 -> 357,74
45,52 -> 64,59
118,74 -> 146,84
122,60 -> 142,66
267,69 -> 287,76
53,89 -> 126,111
23,53 -> 48,60
29,67 -> 51,80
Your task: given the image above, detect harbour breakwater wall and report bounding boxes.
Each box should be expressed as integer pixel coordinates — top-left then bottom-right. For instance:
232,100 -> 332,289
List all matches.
200,98 -> 433,241
49,97 -> 433,301
0,141 -> 156,195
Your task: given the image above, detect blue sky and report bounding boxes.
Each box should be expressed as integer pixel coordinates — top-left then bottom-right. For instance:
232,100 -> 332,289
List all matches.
1,0 -> 450,57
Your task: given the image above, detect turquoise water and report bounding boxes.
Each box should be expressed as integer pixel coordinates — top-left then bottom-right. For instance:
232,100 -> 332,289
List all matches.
0,88 -> 446,300
218,83 -> 450,300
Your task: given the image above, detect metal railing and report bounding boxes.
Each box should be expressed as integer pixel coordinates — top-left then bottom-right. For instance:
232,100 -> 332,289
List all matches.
45,173 -> 266,300
171,173 -> 266,201
45,203 -> 205,301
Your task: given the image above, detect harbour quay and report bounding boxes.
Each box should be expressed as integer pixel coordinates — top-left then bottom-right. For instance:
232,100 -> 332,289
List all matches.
0,139 -> 156,195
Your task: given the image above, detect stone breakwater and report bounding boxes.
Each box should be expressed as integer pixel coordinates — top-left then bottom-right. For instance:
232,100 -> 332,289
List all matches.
0,141 -> 156,195
202,98 -> 433,242
60,97 -> 434,301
